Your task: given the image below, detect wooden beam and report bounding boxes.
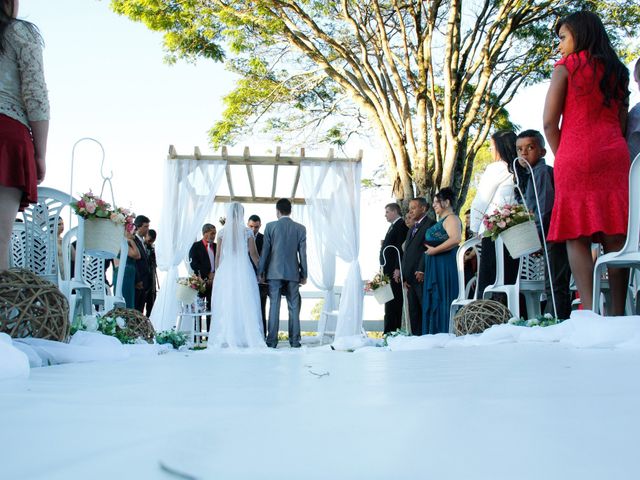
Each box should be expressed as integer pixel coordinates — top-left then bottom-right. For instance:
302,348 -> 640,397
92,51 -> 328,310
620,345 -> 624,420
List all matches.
215,195 -> 306,205
167,145 -> 361,164
271,146 -> 280,198
244,146 -> 255,198
168,145 -> 177,159
194,146 -> 201,160
290,148 -> 304,199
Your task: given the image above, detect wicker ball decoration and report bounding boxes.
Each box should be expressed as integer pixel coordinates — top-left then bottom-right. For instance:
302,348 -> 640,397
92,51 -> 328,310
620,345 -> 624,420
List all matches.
0,268 -> 69,341
103,307 -> 155,343
453,299 -> 512,336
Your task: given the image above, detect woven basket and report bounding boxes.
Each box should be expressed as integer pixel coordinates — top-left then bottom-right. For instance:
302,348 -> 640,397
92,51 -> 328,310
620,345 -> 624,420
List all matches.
84,218 -> 123,258
103,307 -> 155,343
373,283 -> 394,304
0,269 -> 69,341
453,299 -> 512,336
499,221 -> 541,258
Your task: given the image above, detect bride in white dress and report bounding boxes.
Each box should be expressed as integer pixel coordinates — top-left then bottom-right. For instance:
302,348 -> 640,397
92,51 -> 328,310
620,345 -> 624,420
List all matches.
207,202 -> 266,349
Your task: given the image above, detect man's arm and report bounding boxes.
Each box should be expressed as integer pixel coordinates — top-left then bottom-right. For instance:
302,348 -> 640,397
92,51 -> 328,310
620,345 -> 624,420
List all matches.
257,224 -> 272,278
298,225 -> 308,284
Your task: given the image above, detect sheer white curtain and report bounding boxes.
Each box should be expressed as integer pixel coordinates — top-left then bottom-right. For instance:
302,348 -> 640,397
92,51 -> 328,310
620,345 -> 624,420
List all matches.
301,161 -> 363,348
150,159 -> 226,331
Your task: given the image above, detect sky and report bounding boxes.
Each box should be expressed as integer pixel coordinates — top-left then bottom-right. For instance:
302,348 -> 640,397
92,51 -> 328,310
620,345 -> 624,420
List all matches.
17,0 -> 640,277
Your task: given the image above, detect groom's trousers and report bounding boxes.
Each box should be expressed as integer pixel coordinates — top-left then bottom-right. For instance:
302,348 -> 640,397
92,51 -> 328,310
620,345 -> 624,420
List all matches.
266,279 -> 301,347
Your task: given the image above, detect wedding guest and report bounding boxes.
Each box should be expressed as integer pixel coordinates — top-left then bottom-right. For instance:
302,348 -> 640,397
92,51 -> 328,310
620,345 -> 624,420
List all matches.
462,209 -> 478,291
248,214 -> 268,335
0,0 -> 49,270
114,230 -> 140,309
133,215 -> 151,313
516,129 -> 571,319
56,218 -> 76,279
143,228 -> 158,317
543,11 -> 630,314
189,223 -> 216,328
421,188 -> 461,334
380,203 -> 408,333
627,58 -> 640,161
398,197 -> 434,335
469,130 -> 520,299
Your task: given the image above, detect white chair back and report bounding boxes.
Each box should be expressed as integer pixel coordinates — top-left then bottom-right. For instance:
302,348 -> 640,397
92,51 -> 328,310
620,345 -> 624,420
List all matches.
9,222 -> 26,268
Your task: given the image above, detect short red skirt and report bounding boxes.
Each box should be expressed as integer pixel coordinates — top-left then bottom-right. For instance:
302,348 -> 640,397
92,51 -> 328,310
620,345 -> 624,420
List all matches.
0,114 -> 37,211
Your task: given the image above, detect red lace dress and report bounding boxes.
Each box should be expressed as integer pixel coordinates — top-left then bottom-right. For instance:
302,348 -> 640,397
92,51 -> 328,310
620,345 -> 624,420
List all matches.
547,50 -> 630,242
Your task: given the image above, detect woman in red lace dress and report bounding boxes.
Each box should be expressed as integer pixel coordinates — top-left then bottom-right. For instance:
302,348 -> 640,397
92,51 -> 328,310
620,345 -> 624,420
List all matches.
543,11 -> 630,314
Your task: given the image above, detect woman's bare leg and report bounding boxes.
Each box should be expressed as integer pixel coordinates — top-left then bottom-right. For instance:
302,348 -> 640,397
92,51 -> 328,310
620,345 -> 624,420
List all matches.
0,186 -> 21,270
566,236 -> 594,310
602,234 -> 628,316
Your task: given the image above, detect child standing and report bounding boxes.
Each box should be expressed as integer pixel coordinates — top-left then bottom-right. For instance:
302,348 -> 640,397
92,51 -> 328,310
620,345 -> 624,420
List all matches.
543,11 -> 630,314
516,130 -> 572,319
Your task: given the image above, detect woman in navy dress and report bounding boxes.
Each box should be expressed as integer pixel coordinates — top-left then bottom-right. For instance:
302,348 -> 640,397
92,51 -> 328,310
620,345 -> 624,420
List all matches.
421,188 -> 462,334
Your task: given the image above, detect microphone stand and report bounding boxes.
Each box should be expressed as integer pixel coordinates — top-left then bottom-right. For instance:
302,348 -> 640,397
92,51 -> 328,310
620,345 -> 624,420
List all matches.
381,245 -> 410,334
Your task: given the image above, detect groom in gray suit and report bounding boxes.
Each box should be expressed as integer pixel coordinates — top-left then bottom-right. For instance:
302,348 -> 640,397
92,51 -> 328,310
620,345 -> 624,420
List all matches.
258,198 -> 308,348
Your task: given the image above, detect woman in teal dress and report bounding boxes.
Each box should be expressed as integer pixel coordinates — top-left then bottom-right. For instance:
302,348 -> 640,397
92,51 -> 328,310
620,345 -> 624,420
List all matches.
113,231 -> 140,309
422,188 -> 462,334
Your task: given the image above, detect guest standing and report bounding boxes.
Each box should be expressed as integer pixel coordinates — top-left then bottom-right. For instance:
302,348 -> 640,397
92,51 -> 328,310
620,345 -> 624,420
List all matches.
543,11 -> 630,314
114,231 -> 140,309
379,203 -> 408,333
248,214 -> 268,335
627,58 -> 640,161
133,215 -> 151,312
421,188 -> 461,334
0,0 -> 49,270
398,198 -> 434,335
143,228 -> 158,317
470,130 -> 520,299
189,223 -> 216,329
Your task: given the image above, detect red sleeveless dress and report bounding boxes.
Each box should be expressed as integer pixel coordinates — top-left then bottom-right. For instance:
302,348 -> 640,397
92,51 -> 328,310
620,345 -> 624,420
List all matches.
547,51 -> 630,242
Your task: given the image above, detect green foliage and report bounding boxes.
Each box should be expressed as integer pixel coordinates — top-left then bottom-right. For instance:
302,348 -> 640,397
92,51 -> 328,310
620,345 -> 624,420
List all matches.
508,314 -> 566,327
70,313 -> 136,344
310,300 -> 324,322
156,328 -> 189,349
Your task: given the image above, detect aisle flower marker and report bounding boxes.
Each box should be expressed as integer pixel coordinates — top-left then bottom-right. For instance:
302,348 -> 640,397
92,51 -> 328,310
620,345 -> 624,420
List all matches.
482,203 -> 541,257
365,272 -> 394,304
176,273 -> 206,304
71,191 -> 135,258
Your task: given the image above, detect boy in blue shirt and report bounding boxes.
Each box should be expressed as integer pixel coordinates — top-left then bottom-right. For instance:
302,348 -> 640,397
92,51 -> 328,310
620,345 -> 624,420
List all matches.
516,129 -> 572,319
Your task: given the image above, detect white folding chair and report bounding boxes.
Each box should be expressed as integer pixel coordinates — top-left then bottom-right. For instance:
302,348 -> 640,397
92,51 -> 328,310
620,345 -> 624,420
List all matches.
449,237 -> 482,330
519,253 -> 546,318
593,152 -> 640,315
9,222 -> 26,268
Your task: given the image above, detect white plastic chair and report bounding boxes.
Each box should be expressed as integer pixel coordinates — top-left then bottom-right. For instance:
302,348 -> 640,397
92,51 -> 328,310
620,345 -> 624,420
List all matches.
316,287 -> 343,344
9,222 -> 26,268
63,227 -> 128,314
519,253 -> 546,318
482,237 -> 523,319
592,152 -> 640,315
449,237 -> 482,329
19,187 -> 92,322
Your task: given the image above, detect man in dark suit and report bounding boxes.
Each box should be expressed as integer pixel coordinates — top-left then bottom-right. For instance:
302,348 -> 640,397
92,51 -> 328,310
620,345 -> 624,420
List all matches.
248,214 -> 268,336
380,203 -> 409,334
133,215 -> 152,313
143,229 -> 158,317
189,223 -> 217,330
397,198 -> 433,336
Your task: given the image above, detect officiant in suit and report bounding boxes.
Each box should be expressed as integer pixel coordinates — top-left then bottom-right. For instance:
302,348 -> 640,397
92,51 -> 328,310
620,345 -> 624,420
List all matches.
133,215 -> 152,313
380,203 -> 409,334
189,223 -> 217,330
258,198 -> 307,348
248,214 -> 268,335
398,198 -> 433,336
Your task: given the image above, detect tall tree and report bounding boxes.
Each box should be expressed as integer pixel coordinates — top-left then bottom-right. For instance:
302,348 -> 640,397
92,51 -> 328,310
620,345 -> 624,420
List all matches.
111,0 -> 639,208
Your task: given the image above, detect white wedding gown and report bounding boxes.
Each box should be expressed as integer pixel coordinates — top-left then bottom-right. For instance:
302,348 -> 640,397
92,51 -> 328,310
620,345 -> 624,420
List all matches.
207,203 -> 266,349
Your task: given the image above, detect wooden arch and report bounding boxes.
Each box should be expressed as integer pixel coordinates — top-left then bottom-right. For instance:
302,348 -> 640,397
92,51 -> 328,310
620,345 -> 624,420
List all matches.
168,145 -> 363,205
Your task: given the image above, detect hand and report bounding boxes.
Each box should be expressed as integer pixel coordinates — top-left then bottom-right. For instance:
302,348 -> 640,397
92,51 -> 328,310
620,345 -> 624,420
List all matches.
258,274 -> 265,283
135,281 -> 143,290
35,154 -> 46,184
424,244 -> 435,256
393,268 -> 400,283
415,271 -> 424,283
300,277 -> 307,286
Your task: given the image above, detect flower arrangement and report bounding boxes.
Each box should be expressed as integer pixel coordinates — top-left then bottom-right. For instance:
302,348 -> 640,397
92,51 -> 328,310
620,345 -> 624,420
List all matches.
508,313 -> 565,327
156,328 -> 189,349
364,272 -> 390,292
177,273 -> 207,294
481,203 -> 534,241
71,191 -> 135,233
70,313 -> 137,344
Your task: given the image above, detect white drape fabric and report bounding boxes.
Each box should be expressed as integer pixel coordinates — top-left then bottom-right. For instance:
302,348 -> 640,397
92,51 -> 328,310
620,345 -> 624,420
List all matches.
301,160 -> 363,348
150,159 -> 226,331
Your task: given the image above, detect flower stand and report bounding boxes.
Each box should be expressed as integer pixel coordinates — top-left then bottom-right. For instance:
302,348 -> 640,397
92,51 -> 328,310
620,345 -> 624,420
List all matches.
373,283 -> 394,304
84,218 -> 124,258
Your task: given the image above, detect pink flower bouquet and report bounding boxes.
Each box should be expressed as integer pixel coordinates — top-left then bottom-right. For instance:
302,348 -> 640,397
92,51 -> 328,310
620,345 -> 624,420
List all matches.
481,203 -> 534,240
71,191 -> 135,233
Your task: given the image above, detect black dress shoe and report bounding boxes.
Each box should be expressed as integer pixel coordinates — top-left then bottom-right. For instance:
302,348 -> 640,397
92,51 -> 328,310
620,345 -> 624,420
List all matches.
290,343 -> 302,348
267,343 -> 277,348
